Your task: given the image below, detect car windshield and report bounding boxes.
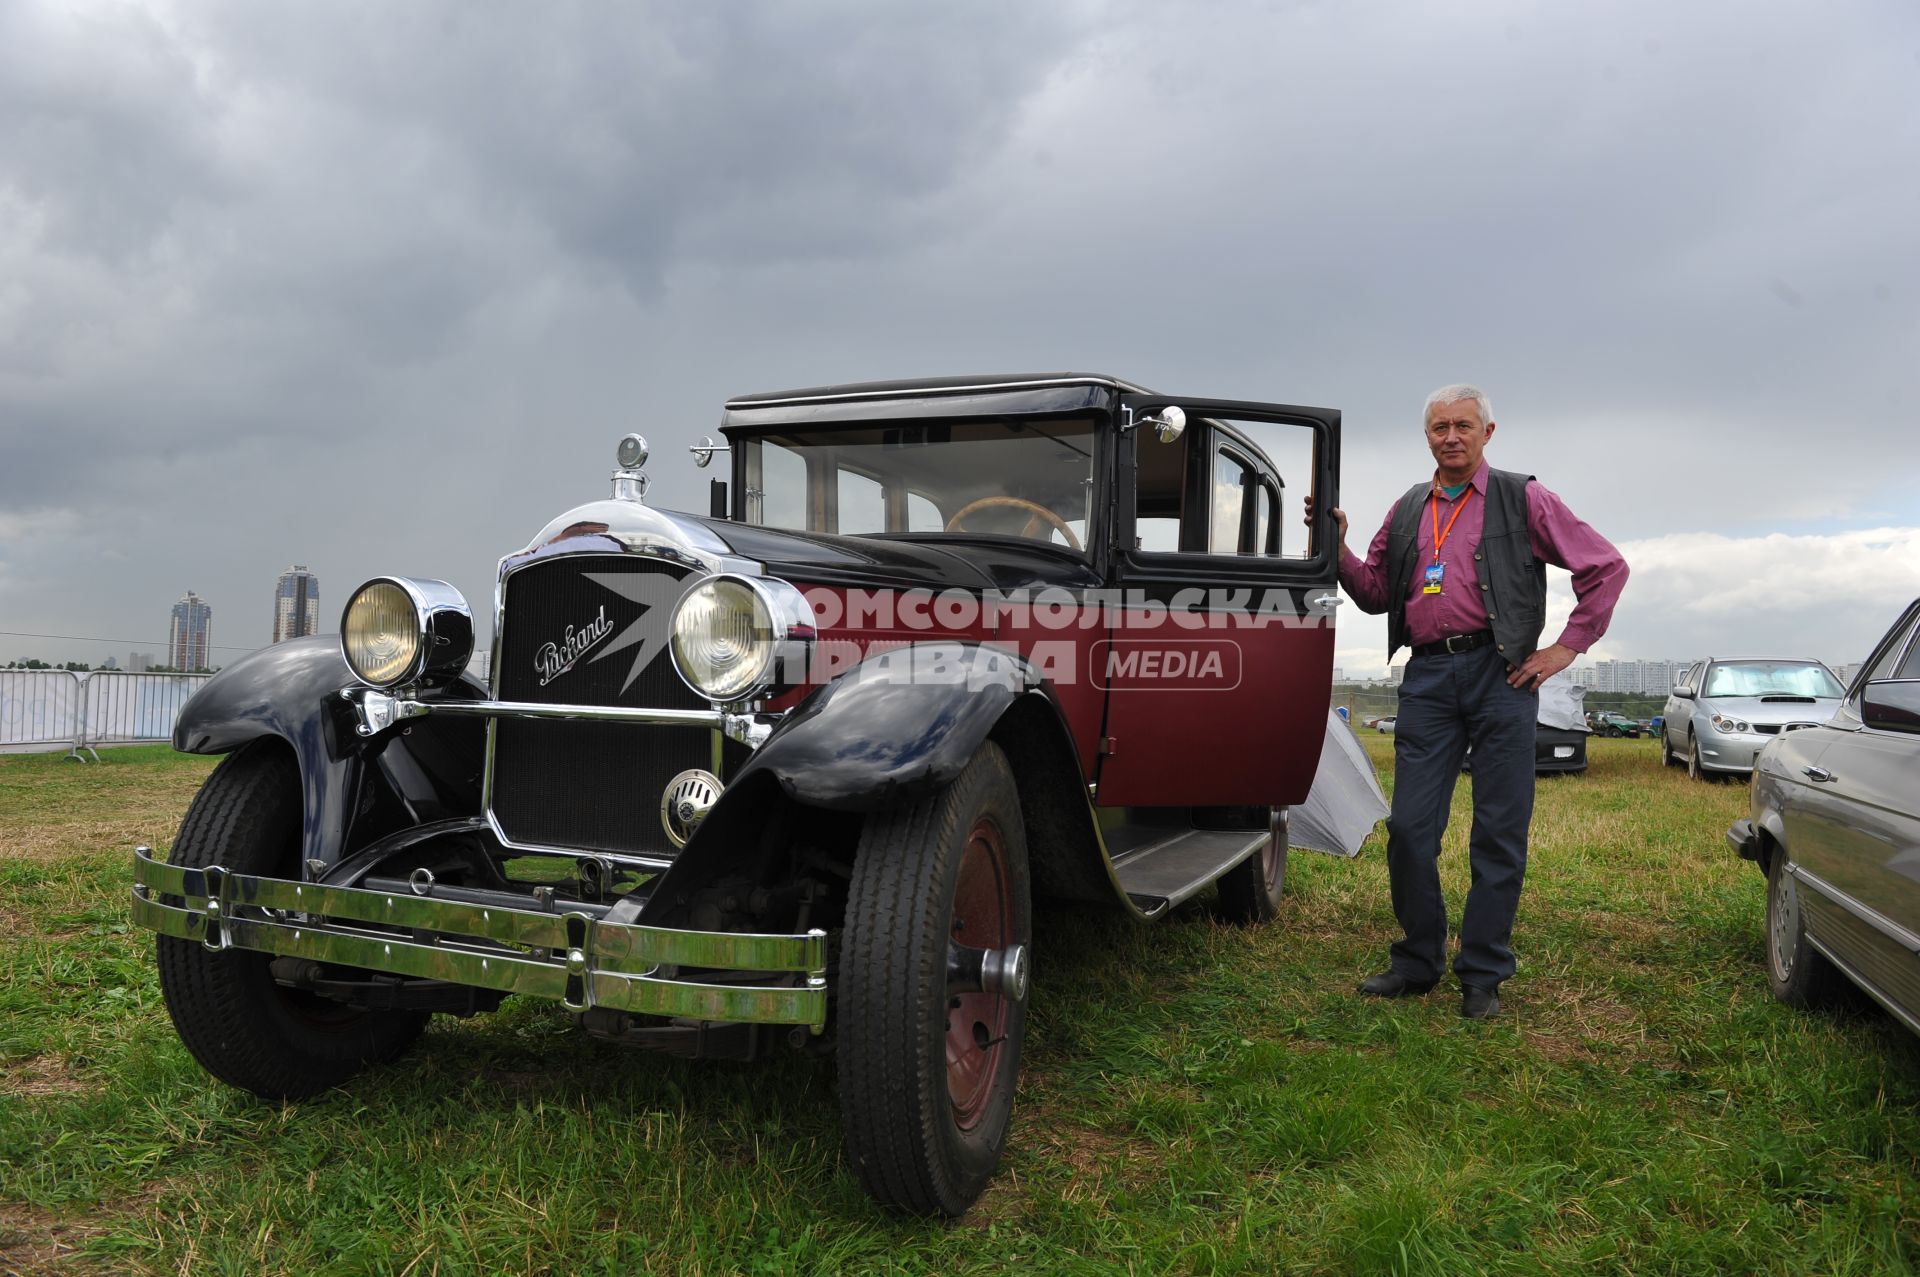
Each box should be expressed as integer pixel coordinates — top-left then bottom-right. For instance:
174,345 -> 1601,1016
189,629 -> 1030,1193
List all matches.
740,417 -> 1096,549
1702,661 -> 1844,698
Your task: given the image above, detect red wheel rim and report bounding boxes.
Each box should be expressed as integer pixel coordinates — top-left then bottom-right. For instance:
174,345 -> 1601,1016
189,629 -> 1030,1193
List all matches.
947,817 -> 1015,1129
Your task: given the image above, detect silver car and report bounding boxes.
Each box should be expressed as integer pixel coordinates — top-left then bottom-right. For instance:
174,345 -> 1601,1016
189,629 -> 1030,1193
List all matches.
1727,599 -> 1920,1031
1662,658 -> 1844,779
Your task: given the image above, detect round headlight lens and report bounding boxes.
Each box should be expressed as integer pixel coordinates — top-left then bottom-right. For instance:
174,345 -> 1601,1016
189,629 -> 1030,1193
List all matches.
671,578 -> 775,702
343,580 -> 423,687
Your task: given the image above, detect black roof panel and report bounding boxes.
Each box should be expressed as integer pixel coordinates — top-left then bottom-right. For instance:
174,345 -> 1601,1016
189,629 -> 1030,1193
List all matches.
725,371 -> 1153,408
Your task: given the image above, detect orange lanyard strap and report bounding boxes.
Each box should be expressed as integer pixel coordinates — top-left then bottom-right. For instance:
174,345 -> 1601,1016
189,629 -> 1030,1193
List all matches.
1428,487 -> 1474,561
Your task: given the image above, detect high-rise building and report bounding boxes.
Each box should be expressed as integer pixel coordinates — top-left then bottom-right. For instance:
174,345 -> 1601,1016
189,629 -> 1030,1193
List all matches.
129,652 -> 153,672
273,565 -> 321,643
170,592 -> 213,670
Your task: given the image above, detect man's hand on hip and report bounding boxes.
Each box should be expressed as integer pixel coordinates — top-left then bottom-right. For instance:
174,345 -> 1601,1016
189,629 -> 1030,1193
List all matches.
1507,643 -> 1575,691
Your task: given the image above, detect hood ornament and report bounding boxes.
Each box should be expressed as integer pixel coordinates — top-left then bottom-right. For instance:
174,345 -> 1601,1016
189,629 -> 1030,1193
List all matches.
612,433 -> 650,503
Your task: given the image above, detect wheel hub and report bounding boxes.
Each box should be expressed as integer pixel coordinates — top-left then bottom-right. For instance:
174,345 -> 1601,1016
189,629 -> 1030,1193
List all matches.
1770,866 -> 1799,981
945,818 -> 1022,1130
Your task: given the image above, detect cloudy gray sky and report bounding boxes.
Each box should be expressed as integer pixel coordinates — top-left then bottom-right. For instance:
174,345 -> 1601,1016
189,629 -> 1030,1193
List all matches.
3,0 -> 1916,677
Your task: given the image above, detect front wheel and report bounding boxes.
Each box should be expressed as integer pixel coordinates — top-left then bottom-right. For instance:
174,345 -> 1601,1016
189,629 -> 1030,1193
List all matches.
1214,809 -> 1289,924
156,742 -> 428,1100
1766,848 -> 1842,1009
838,741 -> 1031,1217
1687,734 -> 1706,782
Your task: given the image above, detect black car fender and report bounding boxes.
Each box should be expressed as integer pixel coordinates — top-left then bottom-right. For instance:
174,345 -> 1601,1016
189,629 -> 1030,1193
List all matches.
172,636 -> 488,868
636,641 -> 1113,922
736,641 -> 1052,813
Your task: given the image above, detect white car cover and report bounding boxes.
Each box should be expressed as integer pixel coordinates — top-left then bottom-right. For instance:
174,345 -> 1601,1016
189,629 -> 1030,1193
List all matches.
1289,710 -> 1390,858
1536,671 -> 1590,732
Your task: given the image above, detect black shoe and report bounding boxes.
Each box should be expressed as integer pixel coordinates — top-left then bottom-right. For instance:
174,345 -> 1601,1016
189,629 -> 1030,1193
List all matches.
1357,971 -> 1437,998
1461,986 -> 1501,1019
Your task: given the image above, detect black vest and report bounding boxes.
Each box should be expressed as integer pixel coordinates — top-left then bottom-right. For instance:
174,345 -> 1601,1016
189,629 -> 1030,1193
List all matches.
1385,466 -> 1547,666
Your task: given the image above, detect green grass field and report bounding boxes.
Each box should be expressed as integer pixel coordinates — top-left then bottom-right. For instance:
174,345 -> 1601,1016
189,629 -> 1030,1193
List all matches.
3,739 -> 1917,1275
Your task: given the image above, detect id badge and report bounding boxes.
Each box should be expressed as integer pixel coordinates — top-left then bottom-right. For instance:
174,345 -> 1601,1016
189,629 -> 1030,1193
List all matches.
1422,561 -> 1445,595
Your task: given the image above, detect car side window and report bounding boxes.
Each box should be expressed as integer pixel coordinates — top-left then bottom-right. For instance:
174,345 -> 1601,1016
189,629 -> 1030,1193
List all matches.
1209,448 -> 1257,554
753,441 -> 810,529
1134,427 -> 1188,552
835,468 -> 885,534
906,491 -> 944,533
1889,626 -> 1920,681
1254,481 -> 1277,556
1866,630 -> 1913,685
1132,415 -> 1321,560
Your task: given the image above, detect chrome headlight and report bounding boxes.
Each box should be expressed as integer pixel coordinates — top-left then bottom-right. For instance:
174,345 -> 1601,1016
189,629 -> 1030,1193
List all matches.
670,575 -> 814,703
341,577 -> 474,688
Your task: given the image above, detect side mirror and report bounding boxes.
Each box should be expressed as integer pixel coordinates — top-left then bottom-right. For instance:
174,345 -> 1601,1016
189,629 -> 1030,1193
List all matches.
689,435 -> 730,469
1861,680 -> 1920,734
1671,686 -> 1695,700
1138,405 -> 1186,444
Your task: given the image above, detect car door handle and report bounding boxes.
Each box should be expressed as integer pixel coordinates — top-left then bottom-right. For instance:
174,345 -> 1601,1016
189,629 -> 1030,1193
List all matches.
1803,766 -> 1835,783
1308,592 -> 1343,613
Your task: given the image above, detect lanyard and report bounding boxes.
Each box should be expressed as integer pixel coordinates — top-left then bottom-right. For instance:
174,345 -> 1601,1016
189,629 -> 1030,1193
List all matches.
1428,486 -> 1474,562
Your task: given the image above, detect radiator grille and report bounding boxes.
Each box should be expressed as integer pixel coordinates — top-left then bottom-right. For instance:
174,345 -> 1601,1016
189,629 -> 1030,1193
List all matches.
490,555 -> 709,857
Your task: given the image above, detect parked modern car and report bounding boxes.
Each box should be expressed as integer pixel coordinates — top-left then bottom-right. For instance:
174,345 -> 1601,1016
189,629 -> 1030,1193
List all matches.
1589,711 -> 1641,738
131,373 -> 1345,1217
1374,715 -> 1397,733
1662,658 -> 1845,779
1728,599 -> 1920,1031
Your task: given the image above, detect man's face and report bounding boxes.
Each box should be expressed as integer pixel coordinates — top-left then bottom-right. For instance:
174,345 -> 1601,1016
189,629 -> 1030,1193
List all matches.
1425,399 -> 1494,477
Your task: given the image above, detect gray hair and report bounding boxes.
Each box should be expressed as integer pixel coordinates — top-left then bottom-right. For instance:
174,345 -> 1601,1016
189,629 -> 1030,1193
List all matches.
1424,383 -> 1494,425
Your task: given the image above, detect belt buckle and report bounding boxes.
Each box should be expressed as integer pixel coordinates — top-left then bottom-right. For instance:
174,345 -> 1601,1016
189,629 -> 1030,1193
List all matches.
1444,633 -> 1473,654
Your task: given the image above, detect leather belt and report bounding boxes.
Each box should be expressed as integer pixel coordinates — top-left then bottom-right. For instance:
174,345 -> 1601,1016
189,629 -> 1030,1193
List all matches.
1411,630 -> 1495,657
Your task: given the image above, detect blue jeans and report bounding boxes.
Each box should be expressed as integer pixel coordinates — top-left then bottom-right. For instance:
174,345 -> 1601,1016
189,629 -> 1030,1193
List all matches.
1385,643 -> 1539,990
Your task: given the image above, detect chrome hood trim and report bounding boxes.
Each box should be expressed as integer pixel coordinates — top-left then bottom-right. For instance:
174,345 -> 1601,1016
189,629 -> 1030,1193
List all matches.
508,499 -> 758,579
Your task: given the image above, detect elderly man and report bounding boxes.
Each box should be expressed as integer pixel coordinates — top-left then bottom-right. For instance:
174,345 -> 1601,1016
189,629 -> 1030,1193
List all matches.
1314,384 -> 1627,1018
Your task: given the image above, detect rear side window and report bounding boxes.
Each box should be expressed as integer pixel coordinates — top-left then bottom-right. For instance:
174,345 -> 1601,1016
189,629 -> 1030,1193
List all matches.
1892,626 -> 1920,680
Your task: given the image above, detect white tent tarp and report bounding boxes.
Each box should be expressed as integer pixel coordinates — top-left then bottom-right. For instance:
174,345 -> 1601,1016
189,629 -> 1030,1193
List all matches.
1290,710 -> 1390,858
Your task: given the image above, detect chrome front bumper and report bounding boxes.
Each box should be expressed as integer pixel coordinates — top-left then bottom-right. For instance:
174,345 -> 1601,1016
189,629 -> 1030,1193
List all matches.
131,847 -> 828,1030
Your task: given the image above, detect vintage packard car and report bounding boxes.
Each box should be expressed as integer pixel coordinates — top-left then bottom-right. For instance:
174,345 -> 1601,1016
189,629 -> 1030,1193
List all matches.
133,373 -> 1342,1216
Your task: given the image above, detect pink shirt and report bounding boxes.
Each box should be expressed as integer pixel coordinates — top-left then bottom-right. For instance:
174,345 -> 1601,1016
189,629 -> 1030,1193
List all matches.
1338,461 -> 1627,653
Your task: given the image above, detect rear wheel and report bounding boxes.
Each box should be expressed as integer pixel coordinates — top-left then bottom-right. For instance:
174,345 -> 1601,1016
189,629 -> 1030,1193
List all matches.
1214,809 -> 1289,924
838,741 -> 1031,1217
1661,731 -> 1678,767
156,742 -> 428,1100
1766,847 -> 1843,1009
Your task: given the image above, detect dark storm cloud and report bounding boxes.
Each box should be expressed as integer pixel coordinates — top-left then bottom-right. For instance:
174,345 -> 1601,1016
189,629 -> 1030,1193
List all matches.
0,1 -> 1092,506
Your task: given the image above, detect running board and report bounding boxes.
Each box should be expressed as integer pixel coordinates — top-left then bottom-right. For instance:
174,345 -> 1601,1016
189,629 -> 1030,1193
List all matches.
1108,826 -> 1269,919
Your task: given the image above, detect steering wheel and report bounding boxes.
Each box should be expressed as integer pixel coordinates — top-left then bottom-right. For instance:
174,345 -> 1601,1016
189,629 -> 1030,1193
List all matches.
945,496 -> 1083,550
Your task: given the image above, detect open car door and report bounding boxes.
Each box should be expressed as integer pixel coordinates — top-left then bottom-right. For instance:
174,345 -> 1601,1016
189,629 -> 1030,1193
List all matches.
1095,395 -> 1341,809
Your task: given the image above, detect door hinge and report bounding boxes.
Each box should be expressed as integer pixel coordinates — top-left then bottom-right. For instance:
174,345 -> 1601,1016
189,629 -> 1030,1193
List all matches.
1099,735 -> 1118,756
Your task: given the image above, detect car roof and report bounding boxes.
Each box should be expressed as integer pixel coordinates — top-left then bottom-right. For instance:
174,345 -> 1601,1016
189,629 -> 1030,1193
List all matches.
725,372 -> 1154,407
1703,657 -> 1828,665
719,373 -> 1154,432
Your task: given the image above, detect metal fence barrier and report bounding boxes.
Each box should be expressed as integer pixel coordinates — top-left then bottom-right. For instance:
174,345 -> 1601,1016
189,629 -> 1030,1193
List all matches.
80,672 -> 212,759
0,670 -> 211,761
0,670 -> 87,757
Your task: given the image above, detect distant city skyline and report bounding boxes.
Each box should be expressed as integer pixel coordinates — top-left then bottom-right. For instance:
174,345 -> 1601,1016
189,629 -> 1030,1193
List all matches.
272,565 -> 321,645
168,592 -> 213,671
